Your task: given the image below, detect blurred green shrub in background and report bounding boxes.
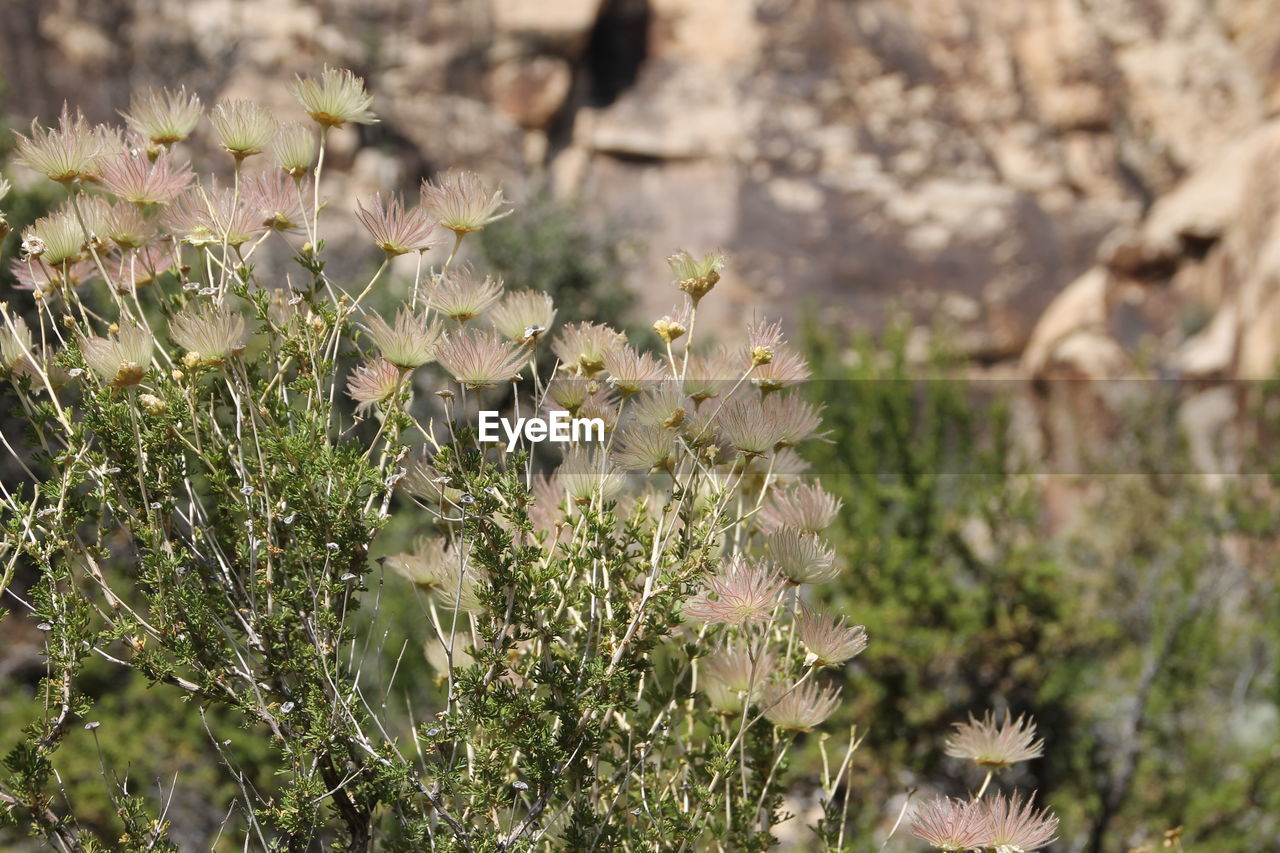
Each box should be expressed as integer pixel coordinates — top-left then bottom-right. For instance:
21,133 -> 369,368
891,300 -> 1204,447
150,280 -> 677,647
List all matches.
478,185 -> 632,333
801,318 -> 1280,851
801,319 -> 1080,844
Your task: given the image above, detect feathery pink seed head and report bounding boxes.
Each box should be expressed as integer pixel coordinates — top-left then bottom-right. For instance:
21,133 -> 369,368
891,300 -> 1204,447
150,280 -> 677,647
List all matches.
356,193 -> 441,257
910,797 -> 989,852
421,170 -> 512,237
435,328 -> 526,389
762,680 -> 841,732
945,710 -> 1045,769
428,265 -> 503,323
15,106 -> 109,184
346,358 -> 404,415
797,606 -> 867,668
982,792 -> 1059,852
683,555 -> 785,627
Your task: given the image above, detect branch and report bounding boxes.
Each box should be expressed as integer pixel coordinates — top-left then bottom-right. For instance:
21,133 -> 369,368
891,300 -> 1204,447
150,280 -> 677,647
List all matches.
0,786 -> 87,853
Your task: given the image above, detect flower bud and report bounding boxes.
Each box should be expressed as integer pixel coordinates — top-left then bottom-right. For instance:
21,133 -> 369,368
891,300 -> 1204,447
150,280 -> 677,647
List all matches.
20,235 -> 46,258
138,393 -> 166,415
667,250 -> 725,304
653,316 -> 687,344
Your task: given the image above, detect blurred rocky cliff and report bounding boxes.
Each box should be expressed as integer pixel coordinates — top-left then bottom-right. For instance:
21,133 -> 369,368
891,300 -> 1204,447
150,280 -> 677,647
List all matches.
5,0 -> 1280,383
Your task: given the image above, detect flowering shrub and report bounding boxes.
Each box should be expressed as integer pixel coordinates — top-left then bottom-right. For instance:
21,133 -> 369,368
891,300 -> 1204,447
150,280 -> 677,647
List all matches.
0,69 -> 1055,850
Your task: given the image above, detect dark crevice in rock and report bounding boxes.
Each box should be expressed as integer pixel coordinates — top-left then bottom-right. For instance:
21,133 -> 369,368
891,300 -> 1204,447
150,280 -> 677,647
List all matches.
584,0 -> 651,107
1179,233 -> 1218,261
596,148 -> 677,165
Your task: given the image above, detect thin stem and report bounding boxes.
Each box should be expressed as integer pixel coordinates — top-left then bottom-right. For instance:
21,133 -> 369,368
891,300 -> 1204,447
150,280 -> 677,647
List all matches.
975,768 -> 995,799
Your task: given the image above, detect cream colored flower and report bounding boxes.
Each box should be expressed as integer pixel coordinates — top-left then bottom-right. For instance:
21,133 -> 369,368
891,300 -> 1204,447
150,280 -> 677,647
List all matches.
290,66 -> 377,128
361,307 -> 442,370
762,680 -> 840,732
272,121 -> 318,178
667,249 -> 725,304
169,305 -> 248,366
209,100 -> 276,160
81,325 -> 153,387
346,358 -> 404,415
122,86 -> 202,145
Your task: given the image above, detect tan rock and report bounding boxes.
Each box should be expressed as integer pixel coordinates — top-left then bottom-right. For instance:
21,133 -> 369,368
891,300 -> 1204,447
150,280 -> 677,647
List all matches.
1142,128 -> 1269,250
1236,245 -> 1280,378
1105,5 -> 1264,174
1023,269 -> 1111,376
382,93 -> 524,171
1174,303 -> 1238,378
492,0 -> 605,54
1099,228 -> 1177,279
578,155 -> 741,324
1044,329 -> 1130,379
1179,387 -> 1238,484
9,0 -> 1280,381
1014,0 -> 1112,131
1213,0 -> 1280,114
486,56 -> 573,129
581,63 -> 756,160
649,0 -> 761,65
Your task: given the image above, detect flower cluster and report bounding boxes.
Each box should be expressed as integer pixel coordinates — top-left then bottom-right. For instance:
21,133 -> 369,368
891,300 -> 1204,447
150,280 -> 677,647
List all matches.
912,792 -> 1058,853
0,68 -> 1057,853
911,711 -> 1055,851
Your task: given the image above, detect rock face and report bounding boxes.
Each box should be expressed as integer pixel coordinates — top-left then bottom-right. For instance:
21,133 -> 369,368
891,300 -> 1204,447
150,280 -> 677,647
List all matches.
3,0 -> 1280,367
